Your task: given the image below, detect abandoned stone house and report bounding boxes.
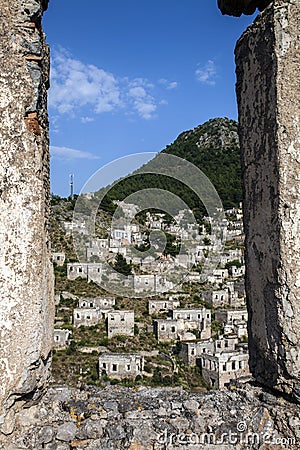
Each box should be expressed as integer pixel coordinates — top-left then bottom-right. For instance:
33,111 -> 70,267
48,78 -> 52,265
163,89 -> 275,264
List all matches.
180,335 -> 239,366
174,253 -> 195,269
73,308 -> 101,328
111,228 -> 132,244
78,297 -> 115,310
73,296 -> 117,327
225,204 -> 243,220
85,239 -> 109,260
153,319 -> 185,342
153,307 -> 211,342
53,329 -> 72,349
133,274 -> 174,294
67,263 -> 102,283
113,200 -> 139,217
63,220 -> 88,235
99,353 -> 144,380
224,320 -> 248,339
218,248 -> 243,266
202,289 -> 230,307
215,309 -> 248,338
170,308 -> 211,340
52,252 -> 65,266
215,309 -> 248,326
185,273 -> 201,283
225,281 -> 246,307
230,265 -> 246,277
106,310 -> 134,338
207,268 -> 229,285
148,299 -> 180,315
199,348 -> 250,389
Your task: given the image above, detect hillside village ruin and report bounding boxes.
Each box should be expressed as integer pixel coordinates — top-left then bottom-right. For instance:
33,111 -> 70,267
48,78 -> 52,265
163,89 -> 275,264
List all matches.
52,201 -> 251,390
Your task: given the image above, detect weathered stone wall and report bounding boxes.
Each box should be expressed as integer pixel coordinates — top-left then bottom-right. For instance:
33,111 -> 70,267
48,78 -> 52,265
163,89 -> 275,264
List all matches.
0,383 -> 299,449
236,0 -> 300,396
0,0 -> 54,429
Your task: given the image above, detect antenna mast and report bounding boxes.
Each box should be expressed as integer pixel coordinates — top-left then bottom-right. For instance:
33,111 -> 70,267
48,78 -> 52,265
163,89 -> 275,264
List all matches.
69,173 -> 74,199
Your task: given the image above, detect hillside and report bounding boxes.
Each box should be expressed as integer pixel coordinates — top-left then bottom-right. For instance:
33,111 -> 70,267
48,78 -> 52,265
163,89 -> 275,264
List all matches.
97,118 -> 242,214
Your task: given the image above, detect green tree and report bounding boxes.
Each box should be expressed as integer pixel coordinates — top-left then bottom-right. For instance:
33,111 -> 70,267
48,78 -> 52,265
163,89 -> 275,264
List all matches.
113,253 -> 132,276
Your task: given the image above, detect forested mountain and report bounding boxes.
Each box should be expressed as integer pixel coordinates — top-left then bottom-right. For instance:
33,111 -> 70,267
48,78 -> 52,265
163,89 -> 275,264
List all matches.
95,118 -> 242,216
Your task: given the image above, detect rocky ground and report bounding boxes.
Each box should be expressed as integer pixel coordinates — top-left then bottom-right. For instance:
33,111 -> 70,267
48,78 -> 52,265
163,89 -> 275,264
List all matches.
1,381 -> 299,449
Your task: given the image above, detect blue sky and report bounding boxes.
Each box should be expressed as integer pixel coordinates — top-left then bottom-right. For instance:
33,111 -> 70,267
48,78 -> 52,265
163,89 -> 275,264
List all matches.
44,0 -> 256,197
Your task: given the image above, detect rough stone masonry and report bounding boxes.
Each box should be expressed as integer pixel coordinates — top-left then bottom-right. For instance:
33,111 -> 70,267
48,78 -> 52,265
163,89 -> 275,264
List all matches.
235,0 -> 300,397
0,0 -> 54,430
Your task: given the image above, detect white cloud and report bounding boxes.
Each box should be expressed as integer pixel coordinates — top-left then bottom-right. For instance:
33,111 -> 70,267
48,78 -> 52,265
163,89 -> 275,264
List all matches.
195,60 -> 217,85
50,145 -> 100,160
127,78 -> 157,119
81,116 -> 95,124
49,48 -> 159,121
49,48 -> 121,115
159,78 -> 179,90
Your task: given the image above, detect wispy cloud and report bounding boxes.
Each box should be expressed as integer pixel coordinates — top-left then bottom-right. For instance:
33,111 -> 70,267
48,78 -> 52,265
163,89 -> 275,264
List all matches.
50,145 -> 100,161
195,60 -> 217,85
81,116 -> 95,124
49,48 -> 121,115
49,48 -> 164,121
127,78 -> 157,120
158,78 -> 179,90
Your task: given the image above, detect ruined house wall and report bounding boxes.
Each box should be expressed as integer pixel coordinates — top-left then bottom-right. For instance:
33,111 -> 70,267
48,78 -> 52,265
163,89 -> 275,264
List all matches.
0,0 -> 54,427
236,0 -> 300,395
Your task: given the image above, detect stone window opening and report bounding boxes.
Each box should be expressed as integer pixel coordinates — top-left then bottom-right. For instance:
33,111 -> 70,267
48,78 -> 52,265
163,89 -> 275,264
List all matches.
191,349 -> 195,355
161,325 -> 165,331
232,361 -> 236,370
103,363 -> 106,369
126,364 -> 131,371
55,336 -> 59,341
121,318 -> 125,321
225,341 -> 229,348
111,317 -> 115,320
90,303 -> 93,307
87,315 -> 90,320
78,267 -> 82,273
207,313 -> 210,318
112,364 -> 118,372
223,363 -> 227,371
239,361 -> 243,369
171,326 -> 176,333
77,313 -> 80,319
